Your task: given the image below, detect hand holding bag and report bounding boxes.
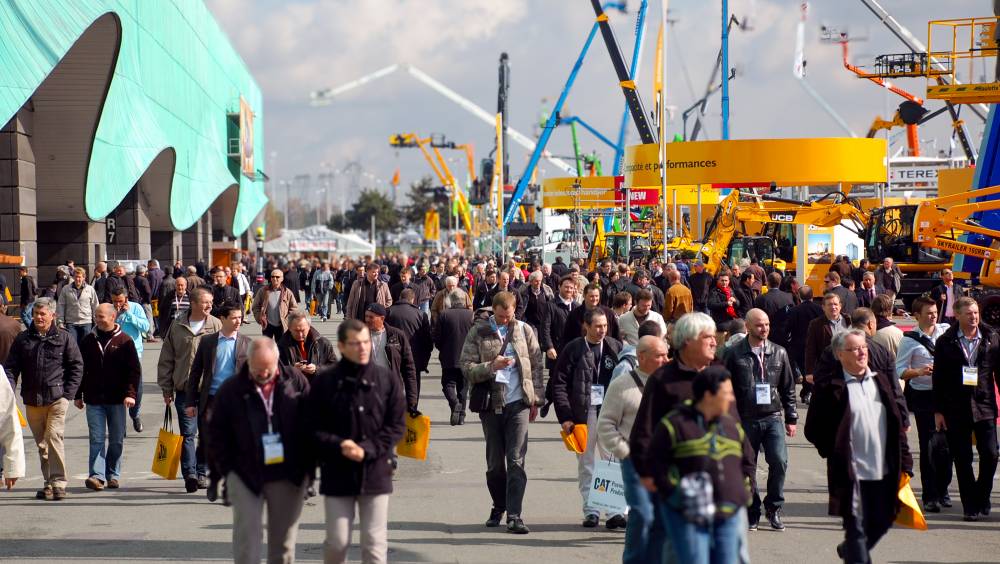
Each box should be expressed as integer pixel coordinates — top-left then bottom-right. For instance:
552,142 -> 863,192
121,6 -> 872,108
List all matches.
151,406 -> 183,479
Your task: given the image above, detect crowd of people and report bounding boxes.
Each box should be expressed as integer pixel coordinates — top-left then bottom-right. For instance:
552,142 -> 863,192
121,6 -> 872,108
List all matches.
0,248 -> 992,564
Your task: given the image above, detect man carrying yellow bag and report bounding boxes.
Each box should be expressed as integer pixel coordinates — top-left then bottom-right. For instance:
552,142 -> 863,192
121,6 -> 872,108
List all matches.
397,412 -> 431,460
151,406 -> 183,480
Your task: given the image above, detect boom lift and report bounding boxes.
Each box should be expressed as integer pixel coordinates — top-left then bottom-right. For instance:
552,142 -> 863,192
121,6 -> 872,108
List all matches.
389,133 -> 475,236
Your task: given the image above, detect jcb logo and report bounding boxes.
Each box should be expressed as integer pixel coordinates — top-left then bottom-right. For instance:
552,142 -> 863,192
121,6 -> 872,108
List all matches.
769,212 -> 796,222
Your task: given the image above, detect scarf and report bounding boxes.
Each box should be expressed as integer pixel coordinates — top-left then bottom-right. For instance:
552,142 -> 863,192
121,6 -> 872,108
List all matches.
720,284 -> 736,319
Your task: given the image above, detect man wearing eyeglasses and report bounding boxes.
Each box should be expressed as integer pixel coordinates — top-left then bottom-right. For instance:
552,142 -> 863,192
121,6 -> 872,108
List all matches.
805,329 -> 912,564
251,270 -> 299,341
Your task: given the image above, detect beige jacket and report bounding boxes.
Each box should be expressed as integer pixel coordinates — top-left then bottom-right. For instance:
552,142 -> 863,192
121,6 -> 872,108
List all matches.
157,311 -> 221,396
597,368 -> 647,460
251,286 -> 299,332
460,317 -> 543,411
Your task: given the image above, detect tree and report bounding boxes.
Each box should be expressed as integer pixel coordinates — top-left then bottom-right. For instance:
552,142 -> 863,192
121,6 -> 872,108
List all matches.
326,212 -> 349,231
346,189 -> 400,233
403,176 -> 449,226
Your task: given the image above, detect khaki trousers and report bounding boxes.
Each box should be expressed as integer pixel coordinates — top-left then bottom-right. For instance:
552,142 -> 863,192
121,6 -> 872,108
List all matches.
25,398 -> 69,489
227,472 -> 306,564
323,494 -> 389,564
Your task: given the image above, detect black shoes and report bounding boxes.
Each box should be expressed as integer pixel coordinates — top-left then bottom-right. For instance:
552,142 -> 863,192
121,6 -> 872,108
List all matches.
507,517 -> 530,534
748,518 -> 759,531
133,417 -> 143,433
197,475 -> 210,490
940,495 -> 953,508
582,514 -> 599,528
36,486 -> 53,501
800,392 -> 812,405
485,508 -> 505,527
923,500 -> 941,513
963,512 -> 979,522
766,509 -> 785,531
184,476 -> 199,493
605,515 -> 627,530
450,404 -> 462,426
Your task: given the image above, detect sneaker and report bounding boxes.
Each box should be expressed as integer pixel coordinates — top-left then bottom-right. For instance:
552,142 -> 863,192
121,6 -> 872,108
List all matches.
605,515 -> 627,530
450,404 -> 462,426
184,476 -> 199,493
923,500 -> 941,513
106,479 -> 120,489
507,517 -> 530,534
940,495 -> 953,508
485,508 -> 505,527
85,477 -> 105,491
197,475 -> 210,490
748,520 -> 759,531
963,512 -> 979,522
51,487 -> 66,501
133,417 -> 143,433
36,486 -> 53,501
582,514 -> 599,528
766,508 -> 785,531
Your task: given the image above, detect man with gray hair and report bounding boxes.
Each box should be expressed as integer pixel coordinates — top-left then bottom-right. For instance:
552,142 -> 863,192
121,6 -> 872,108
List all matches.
431,275 -> 467,324
434,289 -> 475,425
805,328 -> 912,563
5,297 -> 84,501
516,270 -> 553,333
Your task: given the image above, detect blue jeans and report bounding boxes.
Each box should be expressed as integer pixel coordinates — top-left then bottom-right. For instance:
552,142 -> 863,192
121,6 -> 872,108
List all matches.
173,390 -> 199,478
419,301 -> 430,319
317,290 -> 330,318
67,323 -> 92,344
660,504 -> 744,564
744,415 -> 788,521
85,404 -> 126,481
622,457 -> 665,564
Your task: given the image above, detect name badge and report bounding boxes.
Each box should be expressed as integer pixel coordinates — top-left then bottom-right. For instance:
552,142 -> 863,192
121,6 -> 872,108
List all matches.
962,366 -> 978,387
262,433 -> 285,465
591,385 -> 605,406
755,383 -> 771,405
495,368 -> 510,384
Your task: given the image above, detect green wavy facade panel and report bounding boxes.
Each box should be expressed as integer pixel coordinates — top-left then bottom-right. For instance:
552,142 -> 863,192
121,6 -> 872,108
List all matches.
0,0 -> 266,235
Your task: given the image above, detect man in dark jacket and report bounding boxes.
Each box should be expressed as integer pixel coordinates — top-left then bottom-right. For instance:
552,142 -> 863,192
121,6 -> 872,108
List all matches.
932,296 -> 1000,521
723,309 -> 797,530
549,308 -> 623,529
687,261 -> 714,313
433,289 -> 475,425
389,267 -> 417,304
18,266 -> 36,312
560,284 -> 620,351
307,319 -> 405,564
785,286 -> 823,379
4,297 -> 84,501
277,310 -> 338,375
387,289 -> 432,376
803,291 -> 851,404
928,267 -> 966,324
515,271 -> 553,333
824,271 -> 858,317
74,304 -> 142,491
753,272 -> 796,350
365,304 -> 419,416
625,270 -> 665,315
804,329 -> 912,564
540,275 -> 579,370
209,267 -> 241,318
185,304 -> 252,484
413,263 -> 437,316
207,337 -> 311,564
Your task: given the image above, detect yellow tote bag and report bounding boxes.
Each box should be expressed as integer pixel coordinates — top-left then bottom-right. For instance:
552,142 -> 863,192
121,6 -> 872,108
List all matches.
310,299 -> 318,315
16,405 -> 26,427
895,473 -> 928,530
396,413 -> 431,460
151,407 -> 183,480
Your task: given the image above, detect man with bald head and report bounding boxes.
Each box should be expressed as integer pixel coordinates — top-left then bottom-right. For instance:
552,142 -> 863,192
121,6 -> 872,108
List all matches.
598,335 -> 669,561
74,303 -> 141,491
723,308 -> 797,531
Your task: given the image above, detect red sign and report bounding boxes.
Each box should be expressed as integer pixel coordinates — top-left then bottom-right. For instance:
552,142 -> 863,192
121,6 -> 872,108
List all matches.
615,186 -> 659,206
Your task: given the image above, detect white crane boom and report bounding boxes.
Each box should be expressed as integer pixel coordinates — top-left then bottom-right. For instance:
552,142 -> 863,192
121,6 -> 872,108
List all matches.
310,64 -> 577,175
795,3 -> 857,137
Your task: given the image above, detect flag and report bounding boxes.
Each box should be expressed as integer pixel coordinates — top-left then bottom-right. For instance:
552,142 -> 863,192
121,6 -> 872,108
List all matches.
391,168 -> 400,187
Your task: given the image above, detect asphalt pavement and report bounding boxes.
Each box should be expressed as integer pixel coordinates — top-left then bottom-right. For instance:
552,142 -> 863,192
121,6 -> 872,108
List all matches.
2,315 -> 1000,563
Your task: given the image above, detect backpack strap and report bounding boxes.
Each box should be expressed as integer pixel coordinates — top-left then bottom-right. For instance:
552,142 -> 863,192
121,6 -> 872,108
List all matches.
903,330 -> 936,356
629,369 -> 645,392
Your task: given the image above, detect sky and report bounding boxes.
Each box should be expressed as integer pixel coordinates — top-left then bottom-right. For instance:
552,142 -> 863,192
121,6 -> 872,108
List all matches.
204,0 -> 991,211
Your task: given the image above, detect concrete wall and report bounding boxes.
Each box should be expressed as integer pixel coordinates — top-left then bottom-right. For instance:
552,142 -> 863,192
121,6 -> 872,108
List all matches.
0,106 -> 37,305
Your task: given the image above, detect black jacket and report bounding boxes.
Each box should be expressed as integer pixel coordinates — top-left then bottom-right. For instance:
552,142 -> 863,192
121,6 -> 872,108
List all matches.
723,338 -> 797,423
805,362 -> 912,518
277,327 -> 338,372
688,271 -> 714,310
186,332 -> 252,410
387,303 -> 432,374
375,325 -> 419,411
76,326 -> 141,405
473,283 -> 502,310
829,285 -> 859,317
207,365 -> 312,495
133,275 -> 152,305
929,282 -> 967,319
307,360 -> 406,496
753,288 -> 795,349
548,336 -> 622,424
516,284 -> 553,331
210,284 -> 242,318
5,324 -> 84,407
813,336 -> 908,421
432,307 -> 474,370
785,300 -> 824,367
731,284 -> 758,319
933,323 -> 1000,422
855,286 -> 878,309
540,299 -> 578,355
707,287 -> 740,325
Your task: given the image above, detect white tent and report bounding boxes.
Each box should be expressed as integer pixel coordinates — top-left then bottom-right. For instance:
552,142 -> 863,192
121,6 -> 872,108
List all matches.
263,225 -> 374,256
